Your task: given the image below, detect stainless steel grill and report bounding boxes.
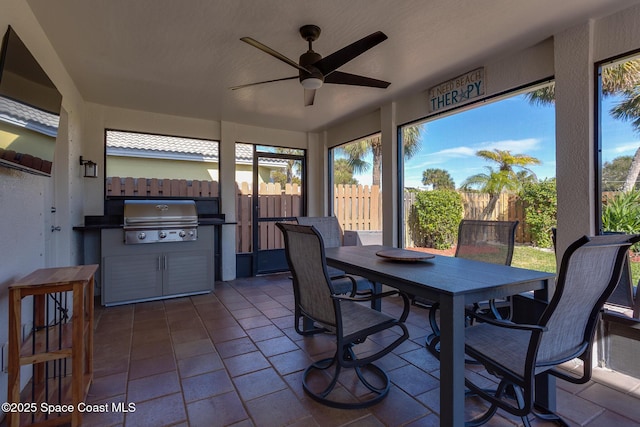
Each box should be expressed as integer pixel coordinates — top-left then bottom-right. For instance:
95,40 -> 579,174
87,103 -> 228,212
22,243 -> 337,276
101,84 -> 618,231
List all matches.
123,200 -> 198,244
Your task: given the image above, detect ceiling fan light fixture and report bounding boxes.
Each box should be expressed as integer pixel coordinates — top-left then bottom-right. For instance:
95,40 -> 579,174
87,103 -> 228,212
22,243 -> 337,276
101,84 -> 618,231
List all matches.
301,77 -> 323,90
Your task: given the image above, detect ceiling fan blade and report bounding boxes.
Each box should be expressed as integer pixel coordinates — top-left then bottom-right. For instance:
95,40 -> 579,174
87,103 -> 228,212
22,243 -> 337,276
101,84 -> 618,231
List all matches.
304,89 -> 316,106
240,37 -> 309,73
314,31 -> 387,75
229,76 -> 298,90
324,71 -> 390,88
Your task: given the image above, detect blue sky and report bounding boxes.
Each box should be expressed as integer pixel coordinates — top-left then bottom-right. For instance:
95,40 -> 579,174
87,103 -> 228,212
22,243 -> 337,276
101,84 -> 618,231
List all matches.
601,95 -> 640,165
346,92 -> 640,188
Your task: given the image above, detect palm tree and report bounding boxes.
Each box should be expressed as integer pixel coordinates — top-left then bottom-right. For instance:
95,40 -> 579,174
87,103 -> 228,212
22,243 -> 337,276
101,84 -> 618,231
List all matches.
610,85 -> 640,191
340,125 -> 422,186
421,168 -> 455,190
461,149 -> 540,219
274,147 -> 302,184
527,60 -> 640,189
333,158 -> 359,185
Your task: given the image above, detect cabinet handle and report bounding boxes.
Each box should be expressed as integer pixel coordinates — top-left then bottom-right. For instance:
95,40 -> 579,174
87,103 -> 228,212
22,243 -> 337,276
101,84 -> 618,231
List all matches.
158,256 -> 162,271
163,255 -> 168,270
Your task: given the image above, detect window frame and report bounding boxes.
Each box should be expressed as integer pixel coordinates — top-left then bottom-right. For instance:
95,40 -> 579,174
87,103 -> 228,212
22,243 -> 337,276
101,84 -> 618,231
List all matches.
104,128 -> 221,202
397,77 -> 557,248
594,47 -> 640,235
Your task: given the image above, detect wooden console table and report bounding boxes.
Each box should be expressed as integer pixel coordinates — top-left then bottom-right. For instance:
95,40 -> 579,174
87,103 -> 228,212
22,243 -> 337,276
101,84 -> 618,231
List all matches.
7,265 -> 97,427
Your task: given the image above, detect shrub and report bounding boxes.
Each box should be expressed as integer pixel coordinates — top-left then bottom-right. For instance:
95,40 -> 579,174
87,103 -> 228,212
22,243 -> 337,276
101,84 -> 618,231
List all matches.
602,190 -> 640,233
409,190 -> 464,249
520,179 -> 557,248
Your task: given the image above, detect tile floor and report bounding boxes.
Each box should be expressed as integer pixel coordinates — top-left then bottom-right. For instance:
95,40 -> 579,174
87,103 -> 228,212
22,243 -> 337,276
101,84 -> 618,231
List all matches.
74,274 -> 640,426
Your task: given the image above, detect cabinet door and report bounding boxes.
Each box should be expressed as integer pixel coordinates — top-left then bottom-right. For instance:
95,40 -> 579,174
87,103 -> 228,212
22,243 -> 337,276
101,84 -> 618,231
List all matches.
163,250 -> 213,296
103,253 -> 163,305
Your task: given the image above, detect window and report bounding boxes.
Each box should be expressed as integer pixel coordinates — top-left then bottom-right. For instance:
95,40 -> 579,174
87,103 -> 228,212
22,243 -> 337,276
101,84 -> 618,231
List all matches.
597,52 -> 640,284
401,83 -> 556,253
105,130 -> 219,198
329,133 -> 383,235
234,143 -> 305,256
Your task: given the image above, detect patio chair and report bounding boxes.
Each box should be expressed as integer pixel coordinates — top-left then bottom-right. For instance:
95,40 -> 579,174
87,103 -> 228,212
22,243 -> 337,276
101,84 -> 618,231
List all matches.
423,220 -> 519,357
296,216 -> 373,297
555,228 -> 639,319
276,222 -> 410,408
463,233 -> 640,426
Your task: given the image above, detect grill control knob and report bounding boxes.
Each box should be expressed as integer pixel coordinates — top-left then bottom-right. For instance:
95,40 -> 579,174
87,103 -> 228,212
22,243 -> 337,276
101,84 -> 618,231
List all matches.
137,232 -> 146,240
188,230 -> 195,237
179,230 -> 186,238
159,231 -> 167,239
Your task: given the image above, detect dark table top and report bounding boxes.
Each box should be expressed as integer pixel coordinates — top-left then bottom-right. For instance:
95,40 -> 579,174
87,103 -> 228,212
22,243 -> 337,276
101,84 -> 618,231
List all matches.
325,245 -> 555,303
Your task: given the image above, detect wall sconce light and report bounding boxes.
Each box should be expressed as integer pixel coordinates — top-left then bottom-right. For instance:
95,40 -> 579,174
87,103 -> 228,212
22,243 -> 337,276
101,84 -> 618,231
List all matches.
79,156 -> 98,178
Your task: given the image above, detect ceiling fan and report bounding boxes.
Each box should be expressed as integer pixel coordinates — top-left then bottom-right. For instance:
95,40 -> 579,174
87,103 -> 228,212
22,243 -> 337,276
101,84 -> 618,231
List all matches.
231,25 -> 390,106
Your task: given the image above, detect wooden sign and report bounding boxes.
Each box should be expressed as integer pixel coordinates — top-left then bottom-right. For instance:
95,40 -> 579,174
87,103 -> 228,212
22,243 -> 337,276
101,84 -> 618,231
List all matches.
428,68 -> 485,113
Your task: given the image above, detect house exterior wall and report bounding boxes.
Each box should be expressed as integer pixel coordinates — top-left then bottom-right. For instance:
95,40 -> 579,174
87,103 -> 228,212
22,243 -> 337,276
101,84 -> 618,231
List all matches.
0,121 -> 56,161
107,155 -> 220,181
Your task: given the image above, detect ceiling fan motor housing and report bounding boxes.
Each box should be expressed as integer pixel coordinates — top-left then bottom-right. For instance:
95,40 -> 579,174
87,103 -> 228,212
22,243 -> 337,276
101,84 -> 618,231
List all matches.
299,51 -> 324,85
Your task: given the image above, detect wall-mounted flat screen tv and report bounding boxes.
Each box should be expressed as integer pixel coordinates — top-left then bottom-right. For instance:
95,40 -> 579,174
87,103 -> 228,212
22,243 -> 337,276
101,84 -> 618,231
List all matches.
0,26 -> 62,176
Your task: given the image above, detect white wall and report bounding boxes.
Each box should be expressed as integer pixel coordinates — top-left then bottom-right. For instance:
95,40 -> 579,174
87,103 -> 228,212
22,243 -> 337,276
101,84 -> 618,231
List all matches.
554,22 -> 596,255
0,0 -> 86,410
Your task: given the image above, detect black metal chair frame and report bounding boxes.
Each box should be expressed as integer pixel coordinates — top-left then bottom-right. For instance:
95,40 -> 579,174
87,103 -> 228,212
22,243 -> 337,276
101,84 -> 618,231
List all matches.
463,233 -> 640,426
296,216 -> 374,298
556,227 -> 639,319
425,219 -> 519,359
277,222 -> 410,409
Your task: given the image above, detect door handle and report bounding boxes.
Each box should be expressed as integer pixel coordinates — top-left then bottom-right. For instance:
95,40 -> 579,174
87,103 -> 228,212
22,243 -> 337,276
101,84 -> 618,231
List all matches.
51,226 -> 61,232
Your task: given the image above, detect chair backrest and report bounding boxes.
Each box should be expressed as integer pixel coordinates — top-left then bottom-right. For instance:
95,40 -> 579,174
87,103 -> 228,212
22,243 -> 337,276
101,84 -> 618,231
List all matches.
277,222 -> 337,328
606,254 -> 636,309
454,220 -> 518,266
556,229 -> 637,316
296,216 -> 343,248
536,233 -> 640,365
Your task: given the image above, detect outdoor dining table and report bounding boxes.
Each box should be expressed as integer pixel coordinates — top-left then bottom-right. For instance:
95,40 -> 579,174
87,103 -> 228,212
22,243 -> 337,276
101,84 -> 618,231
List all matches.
324,244 -> 556,427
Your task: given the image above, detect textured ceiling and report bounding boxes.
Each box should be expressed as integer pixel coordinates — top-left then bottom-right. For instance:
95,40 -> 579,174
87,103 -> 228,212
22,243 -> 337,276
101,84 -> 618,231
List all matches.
26,0 -> 640,133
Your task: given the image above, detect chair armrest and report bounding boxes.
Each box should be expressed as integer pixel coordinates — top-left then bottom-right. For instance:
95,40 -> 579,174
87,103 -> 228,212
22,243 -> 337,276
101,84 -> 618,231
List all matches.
602,309 -> 640,327
332,290 -> 411,322
330,274 -> 358,297
332,290 -> 399,302
468,310 -> 548,332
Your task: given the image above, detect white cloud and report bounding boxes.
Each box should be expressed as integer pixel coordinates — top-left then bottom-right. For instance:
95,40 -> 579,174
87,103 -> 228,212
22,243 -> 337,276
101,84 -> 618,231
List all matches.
477,138 -> 542,152
434,146 -> 476,157
612,141 -> 640,154
423,138 -> 542,161
404,158 -> 449,170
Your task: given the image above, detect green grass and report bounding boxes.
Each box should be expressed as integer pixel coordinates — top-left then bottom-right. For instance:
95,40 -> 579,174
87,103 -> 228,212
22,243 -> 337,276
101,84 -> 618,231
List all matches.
511,246 -> 557,273
632,261 -> 640,285
512,245 -> 640,287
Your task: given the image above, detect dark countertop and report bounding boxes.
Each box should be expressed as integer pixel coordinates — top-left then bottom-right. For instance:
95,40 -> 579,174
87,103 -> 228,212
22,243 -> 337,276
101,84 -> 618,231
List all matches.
73,215 -> 234,231
73,224 -> 122,231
